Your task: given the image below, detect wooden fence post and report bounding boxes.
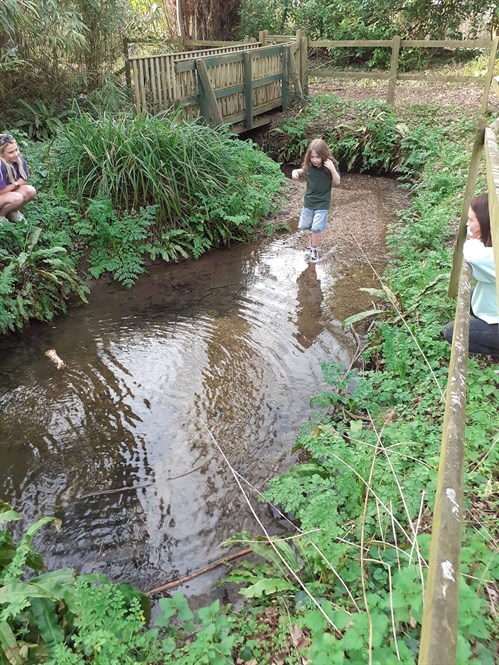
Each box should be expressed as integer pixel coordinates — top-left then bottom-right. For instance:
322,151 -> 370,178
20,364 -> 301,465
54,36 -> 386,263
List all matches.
243,51 -> 253,130
448,117 -> 487,297
387,35 -> 400,105
300,32 -> 308,97
259,30 -> 268,46
123,38 -> 131,88
479,36 -> 499,115
295,30 -> 302,85
289,44 -> 303,100
282,46 -> 289,112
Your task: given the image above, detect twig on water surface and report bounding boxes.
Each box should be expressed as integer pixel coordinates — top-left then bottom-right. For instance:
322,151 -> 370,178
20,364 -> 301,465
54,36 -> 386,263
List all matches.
76,462 -> 208,501
204,282 -> 238,292
202,422 -> 343,632
77,483 -> 155,500
148,548 -> 252,595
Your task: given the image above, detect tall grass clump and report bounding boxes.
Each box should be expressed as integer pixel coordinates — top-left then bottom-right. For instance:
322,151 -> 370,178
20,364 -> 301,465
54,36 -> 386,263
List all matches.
54,110 -> 284,245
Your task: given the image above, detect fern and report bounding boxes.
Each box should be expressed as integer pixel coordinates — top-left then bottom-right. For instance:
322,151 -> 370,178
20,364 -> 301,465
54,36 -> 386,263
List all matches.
75,198 -> 158,287
0,223 -> 88,332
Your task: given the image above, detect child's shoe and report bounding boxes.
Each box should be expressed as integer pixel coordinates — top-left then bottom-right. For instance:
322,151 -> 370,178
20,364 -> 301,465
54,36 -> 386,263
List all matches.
7,211 -> 25,222
309,246 -> 319,263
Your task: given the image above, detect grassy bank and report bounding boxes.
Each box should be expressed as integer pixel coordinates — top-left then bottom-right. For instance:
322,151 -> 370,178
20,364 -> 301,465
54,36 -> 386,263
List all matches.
0,111 -> 284,333
1,98 -> 497,664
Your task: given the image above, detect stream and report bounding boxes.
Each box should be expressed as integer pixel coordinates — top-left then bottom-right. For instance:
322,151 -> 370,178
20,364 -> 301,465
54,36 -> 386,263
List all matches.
0,174 -> 407,603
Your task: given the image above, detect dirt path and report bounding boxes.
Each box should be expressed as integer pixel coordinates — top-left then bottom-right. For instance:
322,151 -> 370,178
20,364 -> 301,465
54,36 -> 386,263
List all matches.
309,78 -> 499,113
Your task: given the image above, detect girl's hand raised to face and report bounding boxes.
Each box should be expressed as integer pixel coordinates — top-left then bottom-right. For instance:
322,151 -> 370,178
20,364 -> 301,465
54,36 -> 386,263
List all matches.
324,159 -> 341,185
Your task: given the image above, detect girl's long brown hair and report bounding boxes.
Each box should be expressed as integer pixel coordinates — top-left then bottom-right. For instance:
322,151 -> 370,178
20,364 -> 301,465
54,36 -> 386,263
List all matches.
302,138 -> 337,172
470,193 -> 492,247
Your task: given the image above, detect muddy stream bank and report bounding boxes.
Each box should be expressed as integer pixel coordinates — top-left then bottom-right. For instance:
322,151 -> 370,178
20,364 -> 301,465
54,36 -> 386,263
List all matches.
0,174 -> 407,603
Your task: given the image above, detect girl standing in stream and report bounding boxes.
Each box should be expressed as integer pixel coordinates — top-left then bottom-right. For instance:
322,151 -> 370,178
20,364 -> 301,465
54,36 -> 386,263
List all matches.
292,138 -> 341,263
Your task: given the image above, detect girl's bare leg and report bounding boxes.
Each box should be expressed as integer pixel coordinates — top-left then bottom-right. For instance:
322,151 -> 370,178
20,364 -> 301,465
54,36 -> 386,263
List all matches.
311,231 -> 321,248
0,186 -> 36,217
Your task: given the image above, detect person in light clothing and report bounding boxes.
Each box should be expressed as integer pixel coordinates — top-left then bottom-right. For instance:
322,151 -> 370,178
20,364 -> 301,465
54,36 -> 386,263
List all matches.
444,193 -> 498,358
0,133 -> 36,224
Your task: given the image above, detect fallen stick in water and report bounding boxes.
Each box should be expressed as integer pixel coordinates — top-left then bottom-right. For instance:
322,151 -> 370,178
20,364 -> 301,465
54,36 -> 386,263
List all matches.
45,349 -> 66,370
148,548 -> 252,595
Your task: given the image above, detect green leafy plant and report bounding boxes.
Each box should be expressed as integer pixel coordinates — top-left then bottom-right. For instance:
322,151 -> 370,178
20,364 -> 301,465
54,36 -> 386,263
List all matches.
74,198 -> 158,287
55,110 -> 284,243
0,500 -> 156,665
13,100 -> 69,141
0,223 -> 88,332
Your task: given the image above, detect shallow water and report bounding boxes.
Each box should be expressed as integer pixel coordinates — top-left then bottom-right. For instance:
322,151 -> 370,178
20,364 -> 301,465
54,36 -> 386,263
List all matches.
0,174 -> 405,600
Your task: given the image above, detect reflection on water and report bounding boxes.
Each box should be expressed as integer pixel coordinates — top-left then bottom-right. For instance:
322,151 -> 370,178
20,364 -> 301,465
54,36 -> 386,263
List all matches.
0,174 -> 406,597
295,263 -> 324,349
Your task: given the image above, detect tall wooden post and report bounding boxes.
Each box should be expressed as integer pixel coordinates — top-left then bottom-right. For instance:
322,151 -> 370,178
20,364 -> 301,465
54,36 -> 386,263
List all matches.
387,35 -> 400,105
479,36 -> 499,115
243,51 -> 254,130
259,30 -> 268,46
448,117 -> 486,297
123,37 -> 131,88
300,31 -> 308,97
282,46 -> 289,112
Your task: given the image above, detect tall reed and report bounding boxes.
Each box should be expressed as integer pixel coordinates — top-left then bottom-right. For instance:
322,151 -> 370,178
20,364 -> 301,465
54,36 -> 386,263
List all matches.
55,110 -> 284,241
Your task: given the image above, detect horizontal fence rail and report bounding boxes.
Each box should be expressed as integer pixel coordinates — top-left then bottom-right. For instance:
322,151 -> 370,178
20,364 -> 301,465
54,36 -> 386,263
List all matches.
305,35 -> 498,106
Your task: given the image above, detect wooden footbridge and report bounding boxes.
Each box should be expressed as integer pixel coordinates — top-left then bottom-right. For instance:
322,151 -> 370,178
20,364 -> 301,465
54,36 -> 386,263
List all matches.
126,32 -> 306,133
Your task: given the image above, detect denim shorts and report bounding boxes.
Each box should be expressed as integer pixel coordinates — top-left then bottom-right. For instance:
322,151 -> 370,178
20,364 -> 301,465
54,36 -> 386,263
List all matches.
298,208 -> 328,232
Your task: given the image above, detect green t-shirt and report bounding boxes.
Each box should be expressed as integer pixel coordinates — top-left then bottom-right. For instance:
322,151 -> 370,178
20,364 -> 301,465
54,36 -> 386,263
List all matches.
304,164 -> 333,210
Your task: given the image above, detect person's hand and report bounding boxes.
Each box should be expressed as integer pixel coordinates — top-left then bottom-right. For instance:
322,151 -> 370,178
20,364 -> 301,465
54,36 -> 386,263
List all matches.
292,169 -> 300,180
324,159 -> 336,174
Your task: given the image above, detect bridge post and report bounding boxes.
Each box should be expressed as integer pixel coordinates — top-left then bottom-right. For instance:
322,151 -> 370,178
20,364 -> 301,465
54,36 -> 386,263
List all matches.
300,31 -> 308,97
243,51 -> 254,130
282,46 -> 289,112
